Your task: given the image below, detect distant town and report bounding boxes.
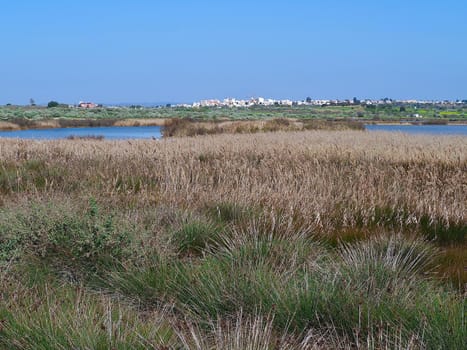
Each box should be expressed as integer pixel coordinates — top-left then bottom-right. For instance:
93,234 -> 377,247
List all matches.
4,97 -> 467,110
69,97 -> 467,109
173,97 -> 467,108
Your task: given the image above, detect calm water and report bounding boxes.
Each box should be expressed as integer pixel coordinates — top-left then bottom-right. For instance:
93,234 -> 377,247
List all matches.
365,124 -> 467,136
0,124 -> 466,139
0,126 -> 162,140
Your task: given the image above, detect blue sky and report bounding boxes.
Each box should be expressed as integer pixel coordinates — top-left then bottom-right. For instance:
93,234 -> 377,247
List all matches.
1,0 -> 466,104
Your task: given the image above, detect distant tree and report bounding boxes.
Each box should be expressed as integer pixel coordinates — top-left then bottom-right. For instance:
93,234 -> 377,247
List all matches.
6,103 -> 12,106
306,97 -> 312,103
29,98 -> 36,106
399,106 -> 406,112
352,97 -> 360,105
47,101 -> 59,108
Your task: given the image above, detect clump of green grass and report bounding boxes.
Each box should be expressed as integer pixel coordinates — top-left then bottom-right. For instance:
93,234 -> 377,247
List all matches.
99,225 -> 466,349
98,256 -> 183,305
214,217 -> 325,273
266,236 -> 465,349
203,236 -> 464,348
171,220 -> 223,256
336,234 -> 435,295
0,282 -> 178,350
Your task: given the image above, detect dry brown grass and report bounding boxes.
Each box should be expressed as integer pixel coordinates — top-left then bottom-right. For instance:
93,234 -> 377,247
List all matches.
1,131 -> 465,229
113,118 -> 167,127
2,130 -> 466,283
0,121 -> 21,131
0,118 -> 168,131
0,131 -> 465,243
1,130 -> 466,347
162,118 -> 365,137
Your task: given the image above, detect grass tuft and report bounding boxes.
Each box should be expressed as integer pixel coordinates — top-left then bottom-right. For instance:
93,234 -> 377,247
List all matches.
171,220 -> 223,256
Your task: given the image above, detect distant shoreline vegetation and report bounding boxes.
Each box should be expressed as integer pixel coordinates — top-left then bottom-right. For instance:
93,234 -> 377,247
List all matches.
0,104 -> 466,133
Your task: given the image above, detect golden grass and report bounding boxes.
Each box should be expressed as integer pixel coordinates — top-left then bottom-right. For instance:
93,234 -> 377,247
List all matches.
0,121 -> 21,131
162,118 -> 364,136
0,118 -> 167,131
113,118 -> 167,127
0,131 -> 465,250
1,130 -> 466,347
1,131 -> 465,228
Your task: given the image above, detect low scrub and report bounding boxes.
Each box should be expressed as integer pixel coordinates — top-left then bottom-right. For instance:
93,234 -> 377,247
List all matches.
0,199 -> 135,272
66,134 -> 105,140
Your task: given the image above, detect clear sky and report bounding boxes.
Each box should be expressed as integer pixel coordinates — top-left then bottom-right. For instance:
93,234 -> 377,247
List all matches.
1,0 -> 466,105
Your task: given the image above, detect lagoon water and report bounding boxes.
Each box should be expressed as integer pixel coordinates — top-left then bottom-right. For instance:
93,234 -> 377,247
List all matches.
0,124 -> 466,139
365,124 -> 467,136
0,126 -> 163,140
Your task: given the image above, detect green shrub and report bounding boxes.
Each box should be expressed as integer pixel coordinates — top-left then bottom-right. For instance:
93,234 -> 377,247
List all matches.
0,199 -> 134,272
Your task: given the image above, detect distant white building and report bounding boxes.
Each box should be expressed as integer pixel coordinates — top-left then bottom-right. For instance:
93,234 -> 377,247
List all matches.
200,99 -> 221,107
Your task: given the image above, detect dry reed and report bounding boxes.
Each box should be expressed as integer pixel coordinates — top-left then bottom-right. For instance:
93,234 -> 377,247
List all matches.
1,131 -> 465,235
1,130 -> 466,348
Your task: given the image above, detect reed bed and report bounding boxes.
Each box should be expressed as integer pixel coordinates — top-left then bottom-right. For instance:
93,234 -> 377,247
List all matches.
0,130 -> 466,349
1,131 -> 465,234
162,118 -> 364,137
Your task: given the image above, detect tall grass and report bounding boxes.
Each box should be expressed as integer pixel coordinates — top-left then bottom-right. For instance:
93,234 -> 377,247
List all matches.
0,131 -> 466,348
1,132 -> 465,240
162,118 -> 364,137
0,282 -> 178,349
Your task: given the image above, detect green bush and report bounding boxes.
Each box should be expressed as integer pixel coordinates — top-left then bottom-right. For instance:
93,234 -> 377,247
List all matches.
0,199 -> 133,271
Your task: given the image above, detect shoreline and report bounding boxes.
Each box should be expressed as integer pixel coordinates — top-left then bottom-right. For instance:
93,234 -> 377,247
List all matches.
0,118 -> 168,131
1,117 -> 466,132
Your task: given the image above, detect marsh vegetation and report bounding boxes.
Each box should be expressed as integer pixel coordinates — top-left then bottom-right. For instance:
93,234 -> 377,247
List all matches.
0,131 -> 465,349
1,104 -> 466,132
